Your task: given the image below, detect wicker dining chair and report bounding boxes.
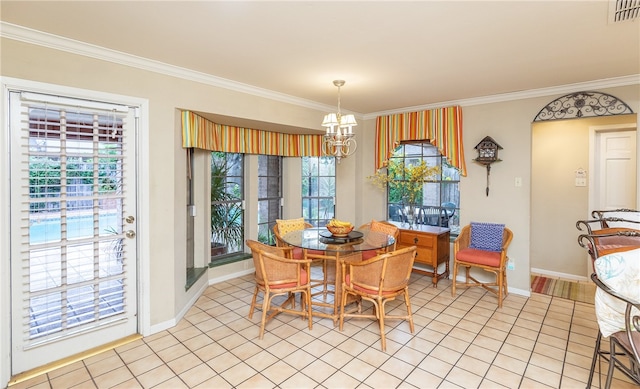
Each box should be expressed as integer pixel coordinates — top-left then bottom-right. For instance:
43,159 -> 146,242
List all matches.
339,246 -> 417,351
246,240 -> 313,339
451,222 -> 513,308
358,220 -> 399,260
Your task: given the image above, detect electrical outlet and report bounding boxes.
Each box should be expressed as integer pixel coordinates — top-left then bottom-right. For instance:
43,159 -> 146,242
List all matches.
507,259 -> 515,270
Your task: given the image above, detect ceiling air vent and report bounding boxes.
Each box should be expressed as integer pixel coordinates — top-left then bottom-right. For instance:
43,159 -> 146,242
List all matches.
609,0 -> 640,22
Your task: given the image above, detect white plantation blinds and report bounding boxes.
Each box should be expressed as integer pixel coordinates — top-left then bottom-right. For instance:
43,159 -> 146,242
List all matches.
12,91 -> 132,345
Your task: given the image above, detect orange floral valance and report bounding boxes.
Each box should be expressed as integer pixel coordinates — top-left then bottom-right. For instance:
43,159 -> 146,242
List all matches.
375,106 -> 467,176
181,111 -> 323,157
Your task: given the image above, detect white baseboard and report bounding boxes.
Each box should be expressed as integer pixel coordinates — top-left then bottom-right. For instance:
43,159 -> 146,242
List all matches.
530,267 -> 588,282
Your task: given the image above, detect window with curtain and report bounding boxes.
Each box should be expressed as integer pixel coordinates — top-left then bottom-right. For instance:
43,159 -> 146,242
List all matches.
257,155 -> 282,245
302,157 -> 336,227
210,152 -> 244,262
388,142 -> 460,235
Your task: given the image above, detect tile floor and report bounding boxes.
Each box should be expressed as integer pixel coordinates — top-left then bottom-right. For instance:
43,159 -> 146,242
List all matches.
9,268 -> 638,389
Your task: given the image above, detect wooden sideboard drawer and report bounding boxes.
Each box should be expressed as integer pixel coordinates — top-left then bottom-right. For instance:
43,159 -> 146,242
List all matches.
389,222 -> 450,287
399,231 -> 435,248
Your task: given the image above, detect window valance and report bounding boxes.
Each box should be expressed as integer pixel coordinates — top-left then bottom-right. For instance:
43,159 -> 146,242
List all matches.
375,106 -> 467,176
181,111 -> 323,157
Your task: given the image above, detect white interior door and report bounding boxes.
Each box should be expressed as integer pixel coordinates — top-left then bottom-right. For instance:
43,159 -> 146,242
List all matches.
9,91 -> 138,374
596,129 -> 637,210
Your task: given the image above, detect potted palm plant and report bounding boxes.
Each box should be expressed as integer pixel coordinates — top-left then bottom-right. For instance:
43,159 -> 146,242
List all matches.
210,154 -> 244,257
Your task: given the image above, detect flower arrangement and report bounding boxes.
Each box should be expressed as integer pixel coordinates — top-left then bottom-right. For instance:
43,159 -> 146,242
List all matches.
368,160 -> 440,206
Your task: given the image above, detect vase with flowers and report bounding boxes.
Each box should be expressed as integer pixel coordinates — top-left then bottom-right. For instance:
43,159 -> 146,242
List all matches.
368,159 -> 440,229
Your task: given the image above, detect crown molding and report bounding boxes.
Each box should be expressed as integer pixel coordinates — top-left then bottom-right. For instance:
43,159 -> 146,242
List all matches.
364,74 -> 640,119
3,22 -> 638,121
0,22 -> 335,113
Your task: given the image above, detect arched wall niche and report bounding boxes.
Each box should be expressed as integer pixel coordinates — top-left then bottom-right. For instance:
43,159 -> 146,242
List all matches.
530,91 -> 637,279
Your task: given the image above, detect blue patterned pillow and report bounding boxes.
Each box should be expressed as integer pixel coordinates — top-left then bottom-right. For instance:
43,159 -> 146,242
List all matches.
469,222 -> 505,252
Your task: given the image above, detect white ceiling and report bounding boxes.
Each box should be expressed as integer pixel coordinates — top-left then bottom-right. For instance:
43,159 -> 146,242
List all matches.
2,1 -> 639,118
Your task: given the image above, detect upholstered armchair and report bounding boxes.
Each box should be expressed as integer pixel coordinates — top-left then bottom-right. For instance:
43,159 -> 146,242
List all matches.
451,222 -> 513,308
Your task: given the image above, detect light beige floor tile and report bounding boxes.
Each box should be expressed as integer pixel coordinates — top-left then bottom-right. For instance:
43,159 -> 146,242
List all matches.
446,366 -> 483,388
524,363 -> 561,388
417,355 -> 453,379
46,361 -> 86,379
455,354 -> 490,377
320,369 -> 360,388
152,376 -> 189,389
362,368 -> 402,388
259,360 -> 296,386
219,362 -> 258,386
136,364 -> 176,388
127,354 -> 164,377
109,378 -> 143,389
404,366 -> 443,388
341,357 -> 377,382
178,363 -> 217,388
118,344 -> 155,365
320,347 -> 353,367
49,367 -> 92,389
492,352 -> 527,375
302,359 -> 337,383
279,371 -> 320,389
86,354 -> 125,378
485,365 -> 523,388
379,356 -> 414,380
93,366 -> 135,389
232,373 -> 272,389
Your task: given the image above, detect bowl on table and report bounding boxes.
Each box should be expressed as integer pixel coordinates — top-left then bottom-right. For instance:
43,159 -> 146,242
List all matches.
326,224 -> 354,237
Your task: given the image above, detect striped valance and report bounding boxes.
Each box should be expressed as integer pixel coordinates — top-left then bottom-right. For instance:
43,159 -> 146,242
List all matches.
182,111 -> 323,157
375,106 -> 467,176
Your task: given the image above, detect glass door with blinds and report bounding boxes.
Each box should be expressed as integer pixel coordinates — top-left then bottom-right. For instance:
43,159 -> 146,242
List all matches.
9,91 -> 138,374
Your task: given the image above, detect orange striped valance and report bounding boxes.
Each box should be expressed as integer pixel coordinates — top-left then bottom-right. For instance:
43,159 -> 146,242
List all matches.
182,111 -> 323,157
375,106 -> 467,176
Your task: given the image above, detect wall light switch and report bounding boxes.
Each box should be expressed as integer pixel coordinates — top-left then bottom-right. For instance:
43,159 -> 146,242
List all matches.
514,177 -> 522,187
575,178 -> 587,187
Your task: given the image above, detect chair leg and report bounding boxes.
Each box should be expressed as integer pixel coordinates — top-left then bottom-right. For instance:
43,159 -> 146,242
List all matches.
404,289 -> 414,333
339,287 -> 349,331
378,300 -> 386,352
451,261 -> 458,297
586,331 -> 601,388
605,340 -> 617,389
248,286 -> 259,319
305,288 -> 313,331
259,292 -> 270,340
497,270 -> 503,308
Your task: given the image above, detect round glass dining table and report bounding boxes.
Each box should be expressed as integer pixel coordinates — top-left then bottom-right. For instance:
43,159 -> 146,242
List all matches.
281,227 -> 396,323
281,227 -> 395,254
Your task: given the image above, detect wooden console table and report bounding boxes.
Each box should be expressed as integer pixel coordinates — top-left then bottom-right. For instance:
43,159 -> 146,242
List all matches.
389,222 -> 450,287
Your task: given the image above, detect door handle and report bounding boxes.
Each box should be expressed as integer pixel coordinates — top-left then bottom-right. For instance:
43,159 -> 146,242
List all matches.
125,216 -> 135,224
125,230 -> 136,239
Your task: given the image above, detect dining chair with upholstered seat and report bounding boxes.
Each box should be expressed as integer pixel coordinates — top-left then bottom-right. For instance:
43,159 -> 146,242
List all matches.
246,240 -> 313,339
339,245 -> 417,351
273,218 -> 327,295
358,220 -> 399,261
451,222 -> 513,308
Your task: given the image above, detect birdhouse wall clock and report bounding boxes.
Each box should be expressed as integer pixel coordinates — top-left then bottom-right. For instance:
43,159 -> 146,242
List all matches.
473,136 -> 503,196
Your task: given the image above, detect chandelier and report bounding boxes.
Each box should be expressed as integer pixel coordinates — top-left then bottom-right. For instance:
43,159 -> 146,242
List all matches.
322,80 -> 357,163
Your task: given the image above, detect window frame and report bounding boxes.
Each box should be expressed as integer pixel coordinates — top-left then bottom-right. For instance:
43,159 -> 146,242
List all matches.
301,156 -> 336,227
387,141 -> 460,236
210,152 -> 245,264
257,155 -> 282,245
